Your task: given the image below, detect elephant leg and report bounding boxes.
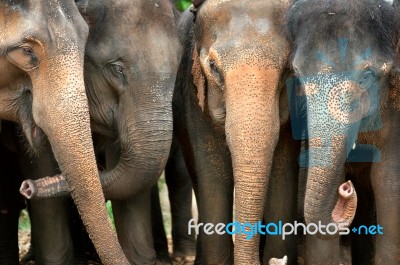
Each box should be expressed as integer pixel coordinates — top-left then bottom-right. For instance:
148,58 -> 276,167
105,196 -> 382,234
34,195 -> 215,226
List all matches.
165,139 -> 196,263
371,149 -> 400,264
263,132 -> 299,264
305,236 -> 340,265
193,168 -> 233,265
175,128 -> 234,264
112,190 -> 157,265
151,184 -> 172,265
19,145 -> 74,265
29,198 -> 74,265
348,164 -> 375,265
297,163 -> 307,265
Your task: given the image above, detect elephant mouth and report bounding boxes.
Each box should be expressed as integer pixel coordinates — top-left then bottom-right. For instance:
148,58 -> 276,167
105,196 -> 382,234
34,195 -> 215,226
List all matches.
22,122 -> 46,150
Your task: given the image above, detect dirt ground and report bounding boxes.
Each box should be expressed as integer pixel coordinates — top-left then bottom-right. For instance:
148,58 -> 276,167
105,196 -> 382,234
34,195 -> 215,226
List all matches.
17,177 -> 196,264
18,229 -> 31,263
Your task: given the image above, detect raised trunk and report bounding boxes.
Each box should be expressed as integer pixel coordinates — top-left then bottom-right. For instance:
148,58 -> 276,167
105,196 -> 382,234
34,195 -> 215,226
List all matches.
30,53 -> 129,265
225,67 -> 280,264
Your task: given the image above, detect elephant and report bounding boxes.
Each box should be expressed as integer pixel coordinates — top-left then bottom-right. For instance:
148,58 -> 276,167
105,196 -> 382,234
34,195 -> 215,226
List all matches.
20,0 -> 182,264
286,0 -> 400,264
172,1 -> 298,264
152,138 -> 196,265
0,1 -> 128,264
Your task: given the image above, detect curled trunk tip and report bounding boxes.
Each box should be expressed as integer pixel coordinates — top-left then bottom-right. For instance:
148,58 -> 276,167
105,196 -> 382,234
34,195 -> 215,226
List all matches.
20,175 -> 70,200
332,180 -> 357,225
20,179 -> 37,199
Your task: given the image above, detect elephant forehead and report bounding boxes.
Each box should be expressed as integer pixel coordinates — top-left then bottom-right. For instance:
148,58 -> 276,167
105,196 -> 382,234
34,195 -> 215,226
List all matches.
0,5 -> 27,47
1,0 -> 85,53
207,31 -> 289,73
227,14 -> 271,35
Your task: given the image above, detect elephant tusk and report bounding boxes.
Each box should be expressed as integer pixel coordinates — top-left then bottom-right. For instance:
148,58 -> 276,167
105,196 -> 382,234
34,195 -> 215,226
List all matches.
268,255 -> 288,265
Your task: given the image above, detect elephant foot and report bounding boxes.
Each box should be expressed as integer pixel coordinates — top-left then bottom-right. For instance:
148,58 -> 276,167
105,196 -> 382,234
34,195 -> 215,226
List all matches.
155,253 -> 173,265
172,255 -> 195,265
268,256 -> 287,265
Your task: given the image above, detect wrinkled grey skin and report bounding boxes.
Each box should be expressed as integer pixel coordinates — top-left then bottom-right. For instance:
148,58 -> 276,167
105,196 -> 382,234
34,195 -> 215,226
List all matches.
173,1 -> 298,264
83,1 -> 180,263
0,1 -> 128,264
21,0 -> 181,264
287,0 -> 400,264
152,138 -> 196,264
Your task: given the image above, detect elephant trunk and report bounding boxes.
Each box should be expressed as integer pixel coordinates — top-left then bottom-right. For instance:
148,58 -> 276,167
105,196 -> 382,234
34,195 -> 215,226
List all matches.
100,107 -> 173,199
20,175 -> 68,199
99,77 -> 174,199
304,136 -> 357,239
20,110 -> 173,201
225,67 -> 280,264
22,80 -> 174,201
29,52 -> 129,264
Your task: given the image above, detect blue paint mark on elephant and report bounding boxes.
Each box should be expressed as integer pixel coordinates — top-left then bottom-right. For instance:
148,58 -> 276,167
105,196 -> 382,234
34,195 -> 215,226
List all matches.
286,38 -> 382,167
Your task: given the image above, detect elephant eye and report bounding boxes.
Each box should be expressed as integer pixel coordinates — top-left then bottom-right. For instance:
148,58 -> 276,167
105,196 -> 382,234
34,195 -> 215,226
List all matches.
209,59 -> 223,84
358,68 -> 376,90
22,46 -> 33,55
105,61 -> 128,94
7,44 -> 39,71
111,63 -> 124,75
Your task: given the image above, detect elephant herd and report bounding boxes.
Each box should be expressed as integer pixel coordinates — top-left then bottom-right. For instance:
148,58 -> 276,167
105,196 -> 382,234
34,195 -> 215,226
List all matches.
1,0 -> 400,264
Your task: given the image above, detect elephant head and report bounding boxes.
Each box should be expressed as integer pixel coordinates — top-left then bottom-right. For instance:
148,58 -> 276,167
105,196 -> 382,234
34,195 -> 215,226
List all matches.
190,0 -> 291,263
21,0 -> 180,198
79,0 -> 180,199
0,1 -> 128,264
286,0 -> 399,237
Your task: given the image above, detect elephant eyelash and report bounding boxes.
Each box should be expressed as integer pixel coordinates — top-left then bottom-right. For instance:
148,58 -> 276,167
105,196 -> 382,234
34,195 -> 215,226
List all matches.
209,59 -> 224,84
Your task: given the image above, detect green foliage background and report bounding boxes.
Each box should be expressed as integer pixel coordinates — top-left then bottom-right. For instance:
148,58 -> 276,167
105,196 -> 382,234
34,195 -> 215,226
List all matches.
176,0 -> 192,11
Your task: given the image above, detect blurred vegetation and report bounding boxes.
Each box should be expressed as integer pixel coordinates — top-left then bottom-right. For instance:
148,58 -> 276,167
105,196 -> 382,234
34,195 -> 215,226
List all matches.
18,209 -> 30,231
176,0 -> 192,11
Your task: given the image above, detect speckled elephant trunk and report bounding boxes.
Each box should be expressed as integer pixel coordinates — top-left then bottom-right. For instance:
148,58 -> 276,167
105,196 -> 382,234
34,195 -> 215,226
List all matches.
304,136 -> 358,238
223,66 -> 281,264
301,81 -> 361,237
31,52 -> 129,265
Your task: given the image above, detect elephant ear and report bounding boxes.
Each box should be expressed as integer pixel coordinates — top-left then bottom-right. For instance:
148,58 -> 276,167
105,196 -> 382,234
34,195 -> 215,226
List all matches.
192,45 -> 206,112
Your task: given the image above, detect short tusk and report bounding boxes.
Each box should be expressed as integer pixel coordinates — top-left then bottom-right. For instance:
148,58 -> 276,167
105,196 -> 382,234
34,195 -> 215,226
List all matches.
269,255 -> 287,265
